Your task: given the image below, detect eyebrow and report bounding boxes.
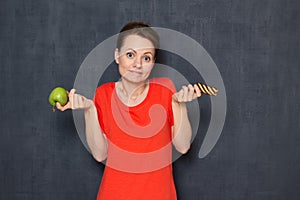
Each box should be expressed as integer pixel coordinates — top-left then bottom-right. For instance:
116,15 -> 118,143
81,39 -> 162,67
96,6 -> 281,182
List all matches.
126,48 -> 153,56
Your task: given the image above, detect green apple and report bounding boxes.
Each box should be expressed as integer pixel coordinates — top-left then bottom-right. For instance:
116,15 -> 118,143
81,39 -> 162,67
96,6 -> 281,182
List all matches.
48,87 -> 68,110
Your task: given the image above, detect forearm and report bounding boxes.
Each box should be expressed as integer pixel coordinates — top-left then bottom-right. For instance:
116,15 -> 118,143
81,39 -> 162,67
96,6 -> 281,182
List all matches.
172,101 -> 192,154
84,103 -> 108,162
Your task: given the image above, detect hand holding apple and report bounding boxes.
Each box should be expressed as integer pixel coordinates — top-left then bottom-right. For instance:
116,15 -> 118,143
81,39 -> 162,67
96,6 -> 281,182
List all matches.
54,88 -> 93,112
48,87 -> 68,111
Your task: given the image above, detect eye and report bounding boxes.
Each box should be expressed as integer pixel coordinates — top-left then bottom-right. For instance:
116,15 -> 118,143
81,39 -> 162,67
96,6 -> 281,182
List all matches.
143,56 -> 151,62
126,52 -> 134,58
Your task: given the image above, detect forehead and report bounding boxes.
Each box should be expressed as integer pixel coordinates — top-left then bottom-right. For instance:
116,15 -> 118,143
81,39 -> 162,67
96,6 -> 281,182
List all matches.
120,35 -> 155,53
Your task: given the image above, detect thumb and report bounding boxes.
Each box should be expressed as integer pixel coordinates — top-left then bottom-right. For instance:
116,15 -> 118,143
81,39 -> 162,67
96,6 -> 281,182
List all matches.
56,102 -> 62,110
172,93 -> 179,102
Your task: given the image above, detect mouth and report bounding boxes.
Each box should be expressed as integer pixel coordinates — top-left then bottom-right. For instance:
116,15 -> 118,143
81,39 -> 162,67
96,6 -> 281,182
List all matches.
128,70 -> 143,75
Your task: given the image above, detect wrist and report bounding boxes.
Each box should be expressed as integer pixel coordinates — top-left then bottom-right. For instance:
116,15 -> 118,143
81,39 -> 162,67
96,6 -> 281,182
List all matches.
172,98 -> 187,109
84,100 -> 95,112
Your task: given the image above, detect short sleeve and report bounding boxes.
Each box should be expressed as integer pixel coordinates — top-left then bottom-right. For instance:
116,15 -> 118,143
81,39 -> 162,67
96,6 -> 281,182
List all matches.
166,79 -> 175,127
93,87 -> 106,135
153,77 -> 176,127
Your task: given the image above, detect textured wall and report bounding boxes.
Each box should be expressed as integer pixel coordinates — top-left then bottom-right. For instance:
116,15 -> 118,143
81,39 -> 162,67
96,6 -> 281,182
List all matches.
0,0 -> 299,199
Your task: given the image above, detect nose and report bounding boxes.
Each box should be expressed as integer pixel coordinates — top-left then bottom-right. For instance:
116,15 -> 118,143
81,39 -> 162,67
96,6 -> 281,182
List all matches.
134,56 -> 143,68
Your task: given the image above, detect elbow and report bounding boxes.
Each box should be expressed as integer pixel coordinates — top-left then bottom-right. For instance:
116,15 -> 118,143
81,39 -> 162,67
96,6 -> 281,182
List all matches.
175,144 -> 190,154
92,152 -> 107,162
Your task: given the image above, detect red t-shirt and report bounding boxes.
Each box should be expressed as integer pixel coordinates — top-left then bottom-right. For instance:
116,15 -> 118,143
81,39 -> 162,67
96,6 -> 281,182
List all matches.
94,78 -> 177,200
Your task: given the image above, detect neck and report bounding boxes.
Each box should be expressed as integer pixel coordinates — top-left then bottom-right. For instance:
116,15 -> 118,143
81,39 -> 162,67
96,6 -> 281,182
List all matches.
120,79 -> 148,98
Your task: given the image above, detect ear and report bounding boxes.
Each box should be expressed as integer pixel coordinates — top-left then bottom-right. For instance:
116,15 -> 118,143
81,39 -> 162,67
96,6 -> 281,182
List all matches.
114,48 -> 119,64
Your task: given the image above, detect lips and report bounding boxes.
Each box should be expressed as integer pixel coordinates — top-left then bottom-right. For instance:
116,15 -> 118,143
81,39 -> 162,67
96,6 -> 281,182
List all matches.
128,70 -> 143,75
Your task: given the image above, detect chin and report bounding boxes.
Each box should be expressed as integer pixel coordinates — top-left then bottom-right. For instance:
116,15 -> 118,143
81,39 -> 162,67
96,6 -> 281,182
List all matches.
123,76 -> 148,84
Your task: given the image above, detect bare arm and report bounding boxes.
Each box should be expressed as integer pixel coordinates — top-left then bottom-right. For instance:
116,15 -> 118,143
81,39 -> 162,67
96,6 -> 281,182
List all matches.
83,104 -> 108,162
171,84 -> 201,154
56,89 -> 108,162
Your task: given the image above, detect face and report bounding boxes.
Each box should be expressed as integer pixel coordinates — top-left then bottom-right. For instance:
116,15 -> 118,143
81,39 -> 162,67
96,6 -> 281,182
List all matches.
115,34 -> 155,84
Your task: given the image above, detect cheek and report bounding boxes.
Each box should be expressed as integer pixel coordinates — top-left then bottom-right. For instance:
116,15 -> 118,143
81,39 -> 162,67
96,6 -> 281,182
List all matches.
119,57 -> 129,67
118,64 -> 127,76
118,58 -> 131,73
143,64 -> 154,75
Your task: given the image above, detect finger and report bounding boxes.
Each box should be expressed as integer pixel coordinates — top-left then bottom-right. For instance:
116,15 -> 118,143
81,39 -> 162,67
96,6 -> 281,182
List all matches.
176,89 -> 184,102
72,94 -> 79,109
172,93 -> 179,102
68,89 -> 76,109
182,86 -> 188,102
69,89 -> 76,97
193,84 -> 201,98
68,89 -> 76,103
73,93 -> 86,109
57,102 -> 69,111
187,84 -> 194,101
56,102 -> 62,110
56,102 -> 67,111
63,102 -> 72,111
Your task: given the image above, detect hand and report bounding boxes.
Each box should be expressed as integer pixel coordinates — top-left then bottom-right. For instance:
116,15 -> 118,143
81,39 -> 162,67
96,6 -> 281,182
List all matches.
172,84 -> 201,103
56,89 -> 93,111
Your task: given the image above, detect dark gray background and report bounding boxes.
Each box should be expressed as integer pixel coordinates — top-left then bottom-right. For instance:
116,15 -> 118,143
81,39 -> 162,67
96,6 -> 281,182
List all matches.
1,0 -> 299,199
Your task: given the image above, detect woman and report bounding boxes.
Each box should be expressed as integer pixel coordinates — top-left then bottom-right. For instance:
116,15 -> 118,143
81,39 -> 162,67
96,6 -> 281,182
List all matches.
57,22 -> 201,200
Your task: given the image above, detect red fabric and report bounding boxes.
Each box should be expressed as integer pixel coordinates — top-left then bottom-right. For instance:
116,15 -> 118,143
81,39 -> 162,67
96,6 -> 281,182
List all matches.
93,78 -> 177,200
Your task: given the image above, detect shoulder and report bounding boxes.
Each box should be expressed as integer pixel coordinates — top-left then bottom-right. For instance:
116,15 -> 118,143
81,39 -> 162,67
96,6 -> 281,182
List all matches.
94,82 -> 115,103
95,82 -> 115,94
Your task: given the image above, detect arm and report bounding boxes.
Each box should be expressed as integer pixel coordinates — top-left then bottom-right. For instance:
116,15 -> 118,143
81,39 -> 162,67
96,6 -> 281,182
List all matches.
171,84 -> 201,154
56,89 -> 108,162
84,104 -> 108,162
